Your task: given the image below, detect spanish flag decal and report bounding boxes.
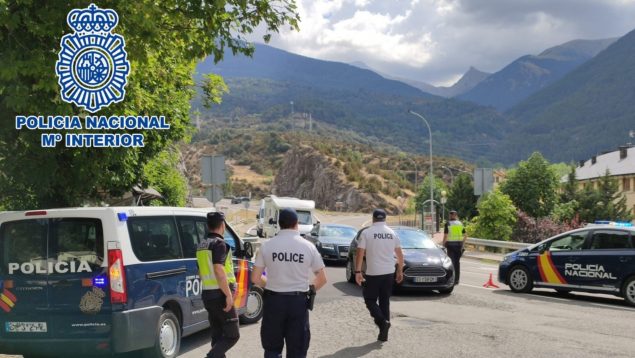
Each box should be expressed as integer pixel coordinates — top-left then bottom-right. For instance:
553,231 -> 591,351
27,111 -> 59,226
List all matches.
233,260 -> 249,309
537,252 -> 567,285
0,289 -> 17,313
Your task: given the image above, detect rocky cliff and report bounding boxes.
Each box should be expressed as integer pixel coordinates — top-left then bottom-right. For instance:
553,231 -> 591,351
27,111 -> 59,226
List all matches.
272,146 -> 395,213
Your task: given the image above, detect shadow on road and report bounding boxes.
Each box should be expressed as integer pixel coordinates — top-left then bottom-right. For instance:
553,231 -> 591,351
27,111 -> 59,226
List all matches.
332,280 -> 454,303
492,289 -> 634,311
332,281 -> 364,297
318,340 -> 383,358
179,328 -> 212,356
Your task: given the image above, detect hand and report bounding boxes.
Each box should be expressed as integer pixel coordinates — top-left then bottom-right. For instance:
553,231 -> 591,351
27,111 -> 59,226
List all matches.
395,270 -> 404,284
224,294 -> 234,312
355,272 -> 365,286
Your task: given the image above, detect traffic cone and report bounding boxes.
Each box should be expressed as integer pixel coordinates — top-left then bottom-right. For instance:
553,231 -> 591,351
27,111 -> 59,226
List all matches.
483,273 -> 500,289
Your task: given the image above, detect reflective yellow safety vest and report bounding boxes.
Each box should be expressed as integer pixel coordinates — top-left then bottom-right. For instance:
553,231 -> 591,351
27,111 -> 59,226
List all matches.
196,241 -> 236,290
447,220 -> 465,242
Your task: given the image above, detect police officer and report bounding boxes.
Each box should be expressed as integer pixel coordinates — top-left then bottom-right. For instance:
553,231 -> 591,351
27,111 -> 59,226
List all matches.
251,208 -> 328,358
443,210 -> 467,285
196,212 -> 240,358
354,209 -> 404,342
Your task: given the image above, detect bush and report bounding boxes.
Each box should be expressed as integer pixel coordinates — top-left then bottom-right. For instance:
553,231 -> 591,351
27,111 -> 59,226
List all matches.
512,211 -> 582,244
470,189 -> 517,241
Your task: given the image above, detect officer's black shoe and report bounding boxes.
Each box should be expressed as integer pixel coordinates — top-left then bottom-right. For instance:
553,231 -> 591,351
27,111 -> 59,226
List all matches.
378,320 -> 391,342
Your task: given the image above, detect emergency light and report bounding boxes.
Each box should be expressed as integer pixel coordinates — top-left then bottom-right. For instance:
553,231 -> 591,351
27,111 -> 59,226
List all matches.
594,220 -> 633,227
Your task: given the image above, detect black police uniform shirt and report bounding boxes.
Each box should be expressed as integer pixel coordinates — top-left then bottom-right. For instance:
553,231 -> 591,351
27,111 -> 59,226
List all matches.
198,232 -> 235,299
254,229 -> 325,292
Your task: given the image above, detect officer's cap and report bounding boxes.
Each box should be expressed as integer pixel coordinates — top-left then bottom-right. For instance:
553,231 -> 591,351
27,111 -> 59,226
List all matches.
279,208 -> 298,229
449,210 -> 458,215
207,211 -> 225,228
372,209 -> 387,221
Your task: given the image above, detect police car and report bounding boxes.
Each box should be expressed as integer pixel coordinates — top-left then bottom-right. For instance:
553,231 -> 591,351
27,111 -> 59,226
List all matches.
0,207 -> 264,358
498,222 -> 635,306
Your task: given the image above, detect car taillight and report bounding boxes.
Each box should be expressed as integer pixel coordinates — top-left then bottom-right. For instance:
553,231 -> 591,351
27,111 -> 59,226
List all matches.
108,249 -> 127,304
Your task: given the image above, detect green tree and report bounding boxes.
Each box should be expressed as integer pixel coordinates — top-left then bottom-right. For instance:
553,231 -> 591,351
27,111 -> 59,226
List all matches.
446,173 -> 477,220
469,189 -> 517,241
577,184 -> 601,223
500,152 -> 559,218
0,1 -> 299,210
415,175 -> 448,212
559,165 -> 579,203
595,170 -> 633,221
142,148 -> 188,206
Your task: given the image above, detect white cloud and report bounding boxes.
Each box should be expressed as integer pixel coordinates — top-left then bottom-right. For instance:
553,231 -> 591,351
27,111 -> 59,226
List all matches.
257,0 -> 635,86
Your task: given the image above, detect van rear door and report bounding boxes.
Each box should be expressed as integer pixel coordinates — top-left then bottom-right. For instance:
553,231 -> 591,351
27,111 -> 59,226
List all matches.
0,219 -> 49,340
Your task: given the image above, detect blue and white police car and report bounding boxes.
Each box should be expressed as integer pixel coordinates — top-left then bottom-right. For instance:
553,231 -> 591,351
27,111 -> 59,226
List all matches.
0,207 -> 263,358
499,222 -> 635,306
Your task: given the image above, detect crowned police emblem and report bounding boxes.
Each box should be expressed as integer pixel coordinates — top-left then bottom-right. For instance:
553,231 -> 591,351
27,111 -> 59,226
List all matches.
56,4 -> 130,113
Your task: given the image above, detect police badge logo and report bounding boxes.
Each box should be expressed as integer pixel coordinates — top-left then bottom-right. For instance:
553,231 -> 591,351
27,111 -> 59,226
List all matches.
55,4 -> 130,113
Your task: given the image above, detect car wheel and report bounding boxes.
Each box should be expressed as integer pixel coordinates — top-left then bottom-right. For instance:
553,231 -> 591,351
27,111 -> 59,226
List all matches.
622,276 -> 635,307
144,309 -> 181,358
438,286 -> 454,295
346,259 -> 355,283
240,286 -> 264,324
508,265 -> 533,293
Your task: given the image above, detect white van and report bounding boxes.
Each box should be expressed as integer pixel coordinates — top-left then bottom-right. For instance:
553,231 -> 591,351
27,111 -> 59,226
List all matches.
0,207 -> 263,358
261,196 -> 317,238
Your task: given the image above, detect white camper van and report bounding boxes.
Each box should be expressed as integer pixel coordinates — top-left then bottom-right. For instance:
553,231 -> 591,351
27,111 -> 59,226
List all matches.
260,195 -> 316,238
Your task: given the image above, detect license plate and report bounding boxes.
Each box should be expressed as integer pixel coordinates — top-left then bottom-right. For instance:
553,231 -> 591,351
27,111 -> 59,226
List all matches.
5,322 -> 48,333
340,252 -> 348,257
413,276 -> 437,283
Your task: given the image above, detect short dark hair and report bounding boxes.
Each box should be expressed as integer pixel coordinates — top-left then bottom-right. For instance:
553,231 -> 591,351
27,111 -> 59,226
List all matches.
278,208 -> 298,229
207,212 -> 225,230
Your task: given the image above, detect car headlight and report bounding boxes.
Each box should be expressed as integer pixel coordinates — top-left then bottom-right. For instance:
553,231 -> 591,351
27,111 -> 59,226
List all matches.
442,256 -> 452,269
321,244 -> 335,250
502,255 -> 510,263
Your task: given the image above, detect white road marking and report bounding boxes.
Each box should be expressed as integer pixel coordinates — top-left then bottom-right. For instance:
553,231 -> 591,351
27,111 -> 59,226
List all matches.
459,283 -> 502,291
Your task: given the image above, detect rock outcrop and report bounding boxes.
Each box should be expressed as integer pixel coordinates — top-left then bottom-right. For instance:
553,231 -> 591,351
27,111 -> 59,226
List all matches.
272,146 -> 393,213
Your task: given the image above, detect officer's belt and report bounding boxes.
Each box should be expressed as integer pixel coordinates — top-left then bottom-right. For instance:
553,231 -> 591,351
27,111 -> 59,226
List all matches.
264,289 -> 309,296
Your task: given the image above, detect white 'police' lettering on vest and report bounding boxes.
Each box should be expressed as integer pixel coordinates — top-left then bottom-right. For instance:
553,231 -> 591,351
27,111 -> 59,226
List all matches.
272,252 -> 305,263
373,233 -> 393,240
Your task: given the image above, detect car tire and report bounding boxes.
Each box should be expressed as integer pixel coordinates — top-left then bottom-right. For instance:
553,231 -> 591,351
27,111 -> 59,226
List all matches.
622,276 -> 635,307
507,265 -> 533,293
240,286 -> 264,324
144,309 -> 181,358
346,259 -> 355,283
438,286 -> 454,295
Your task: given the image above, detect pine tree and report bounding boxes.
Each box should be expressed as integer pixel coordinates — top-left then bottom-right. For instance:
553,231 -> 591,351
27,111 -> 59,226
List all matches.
596,170 -> 633,221
446,173 -> 478,220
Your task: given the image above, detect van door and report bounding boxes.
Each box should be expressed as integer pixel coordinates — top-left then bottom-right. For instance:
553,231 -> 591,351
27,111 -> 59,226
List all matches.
46,218 -> 111,340
577,229 -> 632,291
176,217 -> 207,327
0,219 -> 49,340
535,231 -> 587,287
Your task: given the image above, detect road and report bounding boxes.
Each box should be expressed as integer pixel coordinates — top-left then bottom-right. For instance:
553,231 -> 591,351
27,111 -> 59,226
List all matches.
178,258 -> 635,358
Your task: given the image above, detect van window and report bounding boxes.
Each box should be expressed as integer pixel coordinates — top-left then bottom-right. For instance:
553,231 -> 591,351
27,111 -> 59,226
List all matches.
128,217 -> 183,261
548,231 -> 587,251
0,219 -> 47,275
297,211 -> 312,225
51,218 -> 104,267
177,218 -> 200,258
590,230 -> 632,250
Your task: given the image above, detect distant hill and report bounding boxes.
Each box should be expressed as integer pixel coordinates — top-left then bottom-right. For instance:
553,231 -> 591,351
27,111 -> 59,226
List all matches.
501,30 -> 635,163
196,44 -> 511,164
459,38 -> 616,111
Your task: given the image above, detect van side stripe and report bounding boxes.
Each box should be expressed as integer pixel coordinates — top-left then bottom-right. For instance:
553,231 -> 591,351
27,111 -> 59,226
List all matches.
538,253 -> 566,284
233,260 -> 247,308
0,300 -> 10,312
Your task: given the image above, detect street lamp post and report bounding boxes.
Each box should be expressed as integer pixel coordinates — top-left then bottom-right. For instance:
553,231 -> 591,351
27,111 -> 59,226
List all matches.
408,110 -> 434,233
401,156 -> 418,193
441,166 -> 454,185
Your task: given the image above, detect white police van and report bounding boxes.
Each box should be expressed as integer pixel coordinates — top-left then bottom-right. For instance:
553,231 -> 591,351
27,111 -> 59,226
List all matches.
0,207 -> 262,358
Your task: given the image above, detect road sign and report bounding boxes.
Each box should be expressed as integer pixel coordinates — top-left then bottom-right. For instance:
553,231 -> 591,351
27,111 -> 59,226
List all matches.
205,186 -> 223,205
200,155 -> 226,185
474,168 -> 494,196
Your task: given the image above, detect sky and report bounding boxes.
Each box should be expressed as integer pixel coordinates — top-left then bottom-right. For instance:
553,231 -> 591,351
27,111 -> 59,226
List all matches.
254,0 -> 635,86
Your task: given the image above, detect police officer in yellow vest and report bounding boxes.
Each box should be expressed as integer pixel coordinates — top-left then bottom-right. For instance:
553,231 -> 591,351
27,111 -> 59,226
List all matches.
443,210 -> 467,286
196,212 -> 240,358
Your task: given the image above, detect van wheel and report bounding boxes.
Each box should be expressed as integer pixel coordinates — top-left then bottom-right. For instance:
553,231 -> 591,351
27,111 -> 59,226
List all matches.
144,309 -> 181,358
622,276 -> 635,307
346,259 -> 355,283
508,266 -> 533,293
240,286 -> 264,324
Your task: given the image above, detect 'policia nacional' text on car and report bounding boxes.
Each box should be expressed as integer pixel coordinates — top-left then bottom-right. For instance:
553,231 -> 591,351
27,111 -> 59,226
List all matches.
499,222 -> 635,306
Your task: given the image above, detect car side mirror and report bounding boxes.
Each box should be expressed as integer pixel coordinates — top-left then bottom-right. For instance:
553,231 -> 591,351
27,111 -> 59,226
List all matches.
256,214 -> 260,219
243,242 -> 254,259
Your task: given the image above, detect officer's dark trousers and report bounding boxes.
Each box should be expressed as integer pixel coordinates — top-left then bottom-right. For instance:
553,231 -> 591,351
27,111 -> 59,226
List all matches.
204,297 -> 240,358
261,293 -> 310,358
445,242 -> 463,285
362,273 -> 393,326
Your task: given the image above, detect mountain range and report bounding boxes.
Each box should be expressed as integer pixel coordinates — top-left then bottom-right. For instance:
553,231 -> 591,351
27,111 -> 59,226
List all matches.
195,30 -> 634,165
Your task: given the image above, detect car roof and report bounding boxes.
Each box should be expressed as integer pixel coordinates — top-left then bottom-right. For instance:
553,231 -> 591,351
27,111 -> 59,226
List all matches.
320,223 -> 356,229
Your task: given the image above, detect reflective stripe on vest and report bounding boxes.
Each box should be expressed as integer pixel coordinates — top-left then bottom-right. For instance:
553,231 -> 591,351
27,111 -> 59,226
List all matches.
196,247 -> 236,290
448,221 -> 464,242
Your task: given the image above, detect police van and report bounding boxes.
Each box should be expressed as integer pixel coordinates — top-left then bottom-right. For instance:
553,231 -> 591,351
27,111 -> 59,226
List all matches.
499,223 -> 635,306
0,207 -> 263,358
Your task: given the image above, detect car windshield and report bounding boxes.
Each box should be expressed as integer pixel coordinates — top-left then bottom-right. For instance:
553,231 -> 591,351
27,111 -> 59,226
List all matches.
319,226 -> 357,239
297,211 -> 312,225
394,229 -> 436,249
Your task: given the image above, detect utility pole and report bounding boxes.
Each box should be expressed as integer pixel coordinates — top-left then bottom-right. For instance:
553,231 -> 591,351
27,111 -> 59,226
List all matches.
309,113 -> 313,131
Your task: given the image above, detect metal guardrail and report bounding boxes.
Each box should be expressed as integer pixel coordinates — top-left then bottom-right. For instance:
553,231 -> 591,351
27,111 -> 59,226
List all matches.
465,237 -> 531,251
